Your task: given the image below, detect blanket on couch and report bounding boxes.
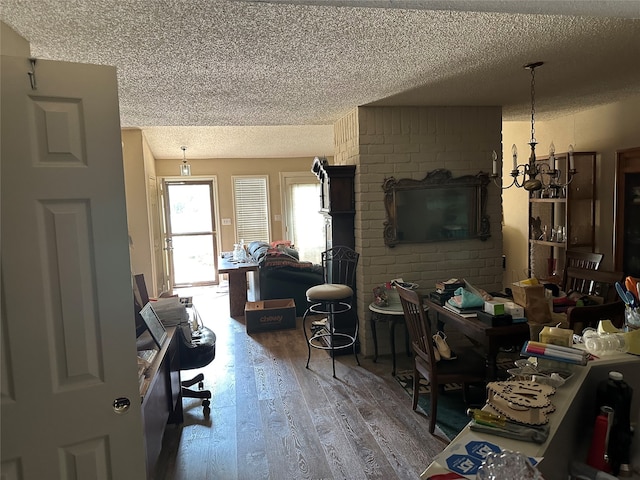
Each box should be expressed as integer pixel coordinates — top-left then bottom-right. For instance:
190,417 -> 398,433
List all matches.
247,241 -> 323,316
248,241 -> 320,272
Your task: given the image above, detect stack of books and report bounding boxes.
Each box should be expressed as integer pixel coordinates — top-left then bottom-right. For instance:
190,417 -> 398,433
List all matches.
443,302 -> 482,318
431,278 -> 465,307
521,341 -> 589,366
435,278 -> 465,294
429,291 -> 454,306
152,297 -> 188,326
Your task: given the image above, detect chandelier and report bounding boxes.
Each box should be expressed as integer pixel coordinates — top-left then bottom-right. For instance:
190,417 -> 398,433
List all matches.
179,146 -> 191,176
491,61 -> 576,191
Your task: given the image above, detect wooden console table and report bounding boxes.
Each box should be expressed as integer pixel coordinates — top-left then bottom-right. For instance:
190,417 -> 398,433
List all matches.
218,254 -> 259,317
138,327 -> 182,478
424,298 -> 530,381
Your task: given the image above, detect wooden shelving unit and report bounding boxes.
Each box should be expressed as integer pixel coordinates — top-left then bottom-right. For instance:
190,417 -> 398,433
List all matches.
528,151 -> 596,280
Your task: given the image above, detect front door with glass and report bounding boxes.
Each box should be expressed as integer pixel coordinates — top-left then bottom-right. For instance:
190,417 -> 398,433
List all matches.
163,180 -> 219,287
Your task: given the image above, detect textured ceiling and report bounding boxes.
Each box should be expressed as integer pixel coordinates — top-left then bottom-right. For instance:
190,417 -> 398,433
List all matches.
1,0 -> 639,159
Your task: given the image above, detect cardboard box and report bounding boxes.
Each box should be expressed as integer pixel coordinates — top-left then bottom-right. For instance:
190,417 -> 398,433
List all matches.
245,299 -> 296,333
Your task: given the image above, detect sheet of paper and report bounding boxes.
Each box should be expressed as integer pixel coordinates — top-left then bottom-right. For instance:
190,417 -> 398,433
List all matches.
431,433 -> 542,479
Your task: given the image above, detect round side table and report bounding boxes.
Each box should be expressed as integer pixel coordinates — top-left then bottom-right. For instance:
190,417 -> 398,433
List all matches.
368,300 -> 411,376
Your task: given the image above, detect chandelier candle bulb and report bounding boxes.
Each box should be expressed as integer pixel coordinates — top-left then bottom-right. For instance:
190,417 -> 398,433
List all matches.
569,144 -> 575,170
492,150 -> 498,175
512,144 -> 518,171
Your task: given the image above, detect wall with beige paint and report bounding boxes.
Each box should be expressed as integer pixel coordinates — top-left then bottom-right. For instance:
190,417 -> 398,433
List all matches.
154,156 -> 323,253
1,21 -> 29,57
502,95 -> 640,287
335,105 -> 503,356
122,128 -> 160,295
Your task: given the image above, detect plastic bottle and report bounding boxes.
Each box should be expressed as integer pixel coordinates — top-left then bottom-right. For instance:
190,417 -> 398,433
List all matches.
584,332 -> 628,356
239,239 -> 247,261
595,371 -> 633,476
232,243 -> 241,261
586,405 -> 614,472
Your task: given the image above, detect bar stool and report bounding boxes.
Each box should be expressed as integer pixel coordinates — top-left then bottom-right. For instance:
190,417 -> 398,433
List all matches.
303,246 -> 360,377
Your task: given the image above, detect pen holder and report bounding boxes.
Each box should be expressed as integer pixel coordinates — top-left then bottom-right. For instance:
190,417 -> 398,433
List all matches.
625,306 -> 640,331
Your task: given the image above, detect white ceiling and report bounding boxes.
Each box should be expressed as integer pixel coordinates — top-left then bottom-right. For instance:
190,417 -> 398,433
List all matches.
1,1 -> 639,159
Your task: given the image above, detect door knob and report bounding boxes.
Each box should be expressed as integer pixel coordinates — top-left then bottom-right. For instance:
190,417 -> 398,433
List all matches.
113,397 -> 131,414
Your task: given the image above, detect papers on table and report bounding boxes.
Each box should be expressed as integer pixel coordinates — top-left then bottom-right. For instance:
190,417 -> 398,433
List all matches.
431,433 -> 542,479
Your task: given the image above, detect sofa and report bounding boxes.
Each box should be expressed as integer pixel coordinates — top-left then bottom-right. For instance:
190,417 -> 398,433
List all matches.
247,241 -> 323,317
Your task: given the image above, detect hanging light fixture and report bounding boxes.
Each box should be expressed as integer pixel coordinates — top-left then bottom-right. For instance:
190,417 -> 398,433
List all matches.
491,62 -> 577,191
180,146 -> 191,176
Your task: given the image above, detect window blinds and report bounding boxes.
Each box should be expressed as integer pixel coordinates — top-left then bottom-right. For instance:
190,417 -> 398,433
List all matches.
232,176 -> 270,243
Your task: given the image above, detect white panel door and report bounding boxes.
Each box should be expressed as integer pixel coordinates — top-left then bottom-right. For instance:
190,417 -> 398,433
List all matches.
1,56 -> 146,478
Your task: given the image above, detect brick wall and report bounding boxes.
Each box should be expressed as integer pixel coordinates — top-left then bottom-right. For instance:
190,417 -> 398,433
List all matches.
334,105 -> 504,357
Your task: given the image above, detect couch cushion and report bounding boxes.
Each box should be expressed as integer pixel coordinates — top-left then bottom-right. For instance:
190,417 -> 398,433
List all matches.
263,255 -> 312,269
248,240 -> 309,269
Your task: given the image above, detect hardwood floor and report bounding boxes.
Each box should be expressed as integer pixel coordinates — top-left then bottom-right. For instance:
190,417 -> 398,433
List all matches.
155,287 -> 448,480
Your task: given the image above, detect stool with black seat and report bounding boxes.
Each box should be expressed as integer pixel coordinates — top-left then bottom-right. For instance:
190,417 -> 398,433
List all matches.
303,246 -> 360,377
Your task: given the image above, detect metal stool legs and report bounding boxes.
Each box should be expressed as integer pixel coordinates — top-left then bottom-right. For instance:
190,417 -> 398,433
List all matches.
304,300 -> 359,378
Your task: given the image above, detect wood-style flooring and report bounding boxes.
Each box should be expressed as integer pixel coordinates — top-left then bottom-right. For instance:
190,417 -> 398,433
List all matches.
155,287 -> 448,480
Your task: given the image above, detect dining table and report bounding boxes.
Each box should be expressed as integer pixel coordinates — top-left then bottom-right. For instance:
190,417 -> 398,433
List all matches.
423,297 -> 531,380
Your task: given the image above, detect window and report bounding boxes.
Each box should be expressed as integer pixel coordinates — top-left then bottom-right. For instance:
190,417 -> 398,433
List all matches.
281,172 -> 324,263
232,176 -> 270,243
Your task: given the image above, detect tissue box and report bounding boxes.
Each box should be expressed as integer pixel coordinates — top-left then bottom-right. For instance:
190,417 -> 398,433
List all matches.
504,301 -> 524,319
484,300 -> 506,316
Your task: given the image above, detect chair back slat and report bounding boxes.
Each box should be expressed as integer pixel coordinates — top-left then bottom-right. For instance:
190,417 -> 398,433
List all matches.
322,246 -> 359,289
562,251 -> 604,291
564,266 -> 624,303
396,286 -> 437,366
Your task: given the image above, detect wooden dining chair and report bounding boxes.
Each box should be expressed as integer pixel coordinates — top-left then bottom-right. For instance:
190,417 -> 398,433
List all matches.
564,266 -> 622,302
396,285 -> 486,434
563,266 -> 626,332
561,251 -> 604,292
